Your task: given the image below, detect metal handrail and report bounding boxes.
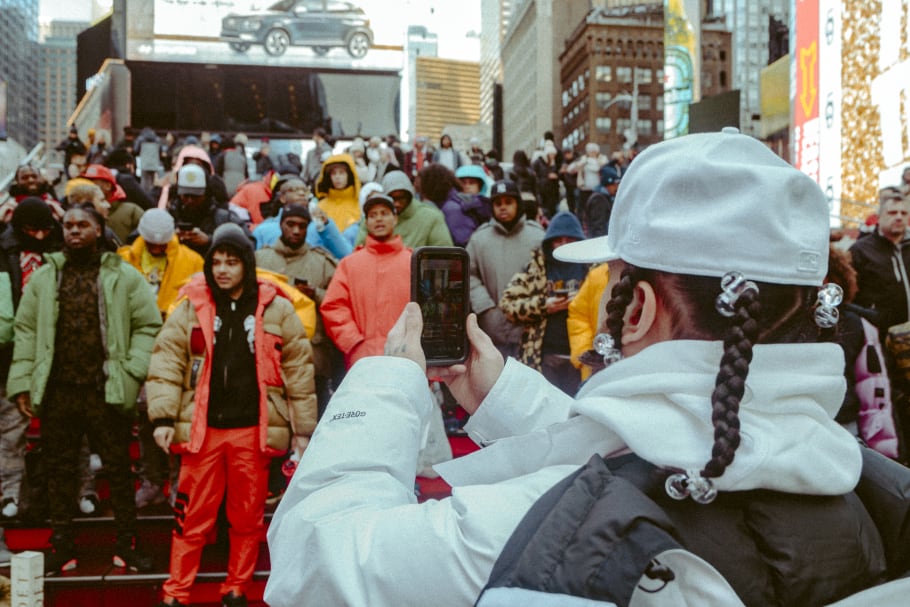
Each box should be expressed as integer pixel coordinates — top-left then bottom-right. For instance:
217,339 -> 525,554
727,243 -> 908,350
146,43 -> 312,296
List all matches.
0,141 -> 48,206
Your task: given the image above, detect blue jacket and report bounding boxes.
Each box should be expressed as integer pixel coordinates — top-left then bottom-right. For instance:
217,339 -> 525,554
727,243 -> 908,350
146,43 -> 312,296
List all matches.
254,210 -> 352,259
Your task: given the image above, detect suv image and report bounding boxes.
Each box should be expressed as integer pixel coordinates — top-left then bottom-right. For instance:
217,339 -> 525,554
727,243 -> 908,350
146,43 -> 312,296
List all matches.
221,0 -> 374,58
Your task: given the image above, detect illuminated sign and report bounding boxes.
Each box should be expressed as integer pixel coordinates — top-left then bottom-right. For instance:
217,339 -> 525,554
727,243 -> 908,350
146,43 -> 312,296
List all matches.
795,2 -> 910,226
663,0 -> 700,139
126,0 -> 405,71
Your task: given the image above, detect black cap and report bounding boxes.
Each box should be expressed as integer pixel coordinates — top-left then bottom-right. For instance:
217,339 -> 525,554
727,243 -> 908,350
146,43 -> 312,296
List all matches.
490,179 -> 520,202
363,193 -> 397,214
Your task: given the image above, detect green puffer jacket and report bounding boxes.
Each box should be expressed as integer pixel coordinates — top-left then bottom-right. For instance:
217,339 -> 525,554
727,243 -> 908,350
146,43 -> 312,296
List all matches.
6,251 -> 162,414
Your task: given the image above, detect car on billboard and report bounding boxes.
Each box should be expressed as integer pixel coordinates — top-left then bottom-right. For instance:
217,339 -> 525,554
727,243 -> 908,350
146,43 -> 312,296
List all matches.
221,0 -> 374,58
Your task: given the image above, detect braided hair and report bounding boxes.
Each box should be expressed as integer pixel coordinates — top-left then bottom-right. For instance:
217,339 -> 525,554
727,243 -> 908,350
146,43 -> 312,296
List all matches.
604,264 -> 817,483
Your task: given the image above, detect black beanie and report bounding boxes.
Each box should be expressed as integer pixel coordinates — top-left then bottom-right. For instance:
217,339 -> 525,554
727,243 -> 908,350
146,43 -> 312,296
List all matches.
11,197 -> 55,231
282,203 -> 311,222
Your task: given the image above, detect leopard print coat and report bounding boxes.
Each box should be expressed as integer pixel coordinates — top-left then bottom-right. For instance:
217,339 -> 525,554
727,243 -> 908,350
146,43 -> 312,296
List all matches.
499,246 -> 548,370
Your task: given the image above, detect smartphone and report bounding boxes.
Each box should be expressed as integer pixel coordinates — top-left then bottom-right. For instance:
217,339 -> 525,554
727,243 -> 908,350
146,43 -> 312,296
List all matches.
176,221 -> 194,232
410,246 -> 470,365
293,277 -> 309,289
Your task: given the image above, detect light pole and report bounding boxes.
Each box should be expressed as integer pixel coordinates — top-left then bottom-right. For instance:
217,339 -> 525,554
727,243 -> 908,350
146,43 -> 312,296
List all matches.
600,68 -> 640,150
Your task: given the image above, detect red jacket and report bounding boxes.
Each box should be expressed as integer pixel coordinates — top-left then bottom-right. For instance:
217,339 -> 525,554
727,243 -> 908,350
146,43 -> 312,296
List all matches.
321,235 -> 411,368
146,274 -> 316,456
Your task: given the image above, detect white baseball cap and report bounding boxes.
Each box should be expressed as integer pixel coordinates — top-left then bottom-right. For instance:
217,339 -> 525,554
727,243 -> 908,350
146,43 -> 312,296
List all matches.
177,163 -> 207,196
555,128 -> 830,286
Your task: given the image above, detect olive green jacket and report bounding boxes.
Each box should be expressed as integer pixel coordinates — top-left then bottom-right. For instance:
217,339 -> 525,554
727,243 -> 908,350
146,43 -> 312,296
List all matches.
6,251 -> 162,414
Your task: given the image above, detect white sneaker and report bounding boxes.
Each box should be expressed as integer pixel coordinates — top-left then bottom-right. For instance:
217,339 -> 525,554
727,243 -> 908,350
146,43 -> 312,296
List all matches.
1,498 -> 18,519
79,495 -> 98,515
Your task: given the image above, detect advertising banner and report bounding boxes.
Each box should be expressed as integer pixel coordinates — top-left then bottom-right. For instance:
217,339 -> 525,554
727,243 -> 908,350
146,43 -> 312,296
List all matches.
126,0 -> 406,71
817,0 -> 841,221
663,0 -> 700,139
796,2 -> 910,225
792,0 -> 819,184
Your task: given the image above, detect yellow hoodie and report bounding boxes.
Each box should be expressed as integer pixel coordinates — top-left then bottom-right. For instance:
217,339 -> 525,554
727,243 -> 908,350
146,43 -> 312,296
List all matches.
315,153 -> 362,231
567,263 -> 610,381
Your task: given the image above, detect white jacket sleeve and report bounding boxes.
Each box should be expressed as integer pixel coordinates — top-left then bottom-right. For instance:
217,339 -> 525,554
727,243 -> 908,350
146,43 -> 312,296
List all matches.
264,356 -> 574,607
465,357 -> 576,446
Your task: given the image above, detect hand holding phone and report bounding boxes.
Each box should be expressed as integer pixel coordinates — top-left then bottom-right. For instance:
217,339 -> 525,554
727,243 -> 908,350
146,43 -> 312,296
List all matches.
410,247 -> 470,365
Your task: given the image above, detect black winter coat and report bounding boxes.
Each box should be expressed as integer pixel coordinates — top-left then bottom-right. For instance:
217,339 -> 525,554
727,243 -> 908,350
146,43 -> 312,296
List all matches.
850,231 -> 910,335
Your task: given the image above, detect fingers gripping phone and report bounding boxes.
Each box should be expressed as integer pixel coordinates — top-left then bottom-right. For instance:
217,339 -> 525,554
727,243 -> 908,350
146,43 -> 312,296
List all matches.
410,247 -> 470,365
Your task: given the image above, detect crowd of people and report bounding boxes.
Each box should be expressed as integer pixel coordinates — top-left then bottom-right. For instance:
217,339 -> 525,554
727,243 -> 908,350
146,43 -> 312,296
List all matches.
0,123 -> 908,606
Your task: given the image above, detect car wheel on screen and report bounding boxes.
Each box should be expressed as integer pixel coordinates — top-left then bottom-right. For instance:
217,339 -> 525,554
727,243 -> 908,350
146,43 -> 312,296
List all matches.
264,29 -> 291,56
228,42 -> 251,52
312,46 -> 330,56
346,32 -> 370,58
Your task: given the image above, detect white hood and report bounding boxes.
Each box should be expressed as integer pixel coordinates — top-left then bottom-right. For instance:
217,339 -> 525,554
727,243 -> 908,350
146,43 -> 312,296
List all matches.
438,340 -> 862,496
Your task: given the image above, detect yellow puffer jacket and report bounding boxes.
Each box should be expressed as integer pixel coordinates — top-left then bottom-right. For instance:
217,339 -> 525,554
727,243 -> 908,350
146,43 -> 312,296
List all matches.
118,235 -> 204,316
567,263 -> 609,381
315,153 -> 362,231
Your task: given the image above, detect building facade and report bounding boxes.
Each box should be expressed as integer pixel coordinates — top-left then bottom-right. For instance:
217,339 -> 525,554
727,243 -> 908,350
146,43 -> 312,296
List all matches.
40,20 -> 88,160
710,0 -> 789,136
0,0 -> 40,148
479,0 -> 513,126
559,5 -> 732,154
499,0 -> 608,158
413,56 -> 481,146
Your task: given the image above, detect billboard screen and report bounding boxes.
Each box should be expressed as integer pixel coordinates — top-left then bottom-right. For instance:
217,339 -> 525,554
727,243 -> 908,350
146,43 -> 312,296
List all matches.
663,0 -> 701,139
128,61 -> 400,137
793,1 -> 910,226
125,0 -> 405,72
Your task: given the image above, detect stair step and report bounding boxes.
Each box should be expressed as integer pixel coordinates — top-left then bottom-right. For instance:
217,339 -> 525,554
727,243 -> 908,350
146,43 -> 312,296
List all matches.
0,432 -> 475,605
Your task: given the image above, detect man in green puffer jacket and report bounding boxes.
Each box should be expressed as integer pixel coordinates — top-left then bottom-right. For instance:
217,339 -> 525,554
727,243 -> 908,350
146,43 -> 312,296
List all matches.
7,206 -> 162,575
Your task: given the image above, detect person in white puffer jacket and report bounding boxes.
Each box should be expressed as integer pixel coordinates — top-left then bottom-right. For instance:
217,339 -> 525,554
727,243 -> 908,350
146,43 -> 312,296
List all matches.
265,129 -> 888,607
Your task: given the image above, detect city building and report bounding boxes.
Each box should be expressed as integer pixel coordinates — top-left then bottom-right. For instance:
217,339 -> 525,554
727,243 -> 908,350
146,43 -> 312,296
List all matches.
413,56 -> 481,147
0,0 -> 40,149
559,4 -> 732,154
479,0 -> 513,127
710,0 -> 789,137
499,0 -> 597,157
40,20 -> 89,160
405,25 -> 439,141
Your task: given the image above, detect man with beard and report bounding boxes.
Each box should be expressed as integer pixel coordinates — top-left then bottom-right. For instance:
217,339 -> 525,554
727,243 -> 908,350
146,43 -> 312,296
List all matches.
256,204 -> 337,415
465,180 -> 545,359
7,206 -> 161,574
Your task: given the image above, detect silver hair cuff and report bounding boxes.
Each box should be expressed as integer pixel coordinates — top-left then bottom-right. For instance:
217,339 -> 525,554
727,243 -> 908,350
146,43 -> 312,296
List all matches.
665,469 -> 718,504
814,283 -> 843,329
593,332 -> 622,366
715,271 -> 759,317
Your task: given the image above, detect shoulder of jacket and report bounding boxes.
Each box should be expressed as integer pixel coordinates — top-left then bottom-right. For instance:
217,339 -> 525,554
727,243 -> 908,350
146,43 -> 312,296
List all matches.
308,245 -> 339,266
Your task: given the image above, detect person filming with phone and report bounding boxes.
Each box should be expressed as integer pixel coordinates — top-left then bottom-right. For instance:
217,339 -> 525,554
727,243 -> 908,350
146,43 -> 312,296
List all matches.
167,164 -> 251,256
266,130 -> 898,607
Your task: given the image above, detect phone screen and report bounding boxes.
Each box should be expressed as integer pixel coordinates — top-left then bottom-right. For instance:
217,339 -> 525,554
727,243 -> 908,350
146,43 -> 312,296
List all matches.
411,247 -> 470,365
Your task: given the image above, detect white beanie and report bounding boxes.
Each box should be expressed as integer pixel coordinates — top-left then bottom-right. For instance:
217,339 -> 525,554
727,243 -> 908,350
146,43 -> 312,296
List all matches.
359,182 -> 384,212
138,209 -> 176,245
